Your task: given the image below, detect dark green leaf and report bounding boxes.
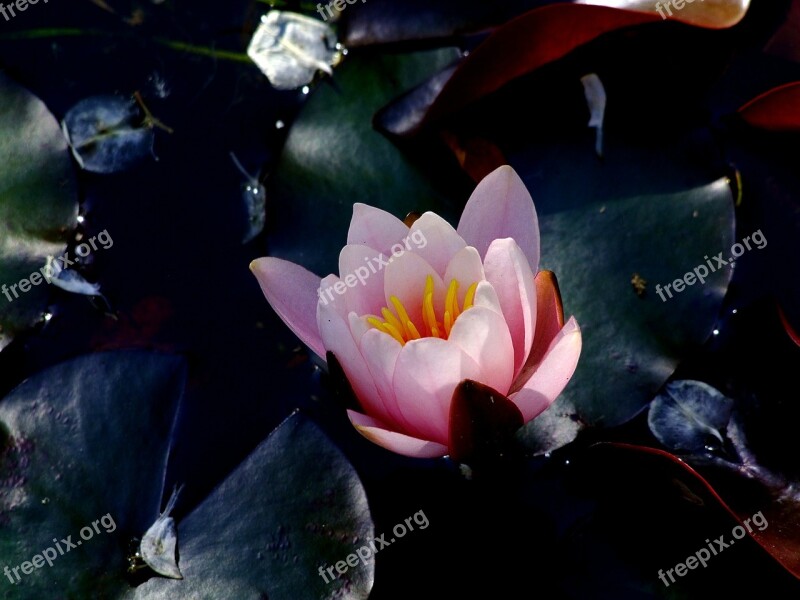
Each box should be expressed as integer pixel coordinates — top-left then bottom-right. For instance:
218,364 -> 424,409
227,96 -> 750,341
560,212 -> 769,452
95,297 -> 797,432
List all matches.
135,413 -> 374,600
0,351 -> 186,597
267,49 -> 463,277
0,74 -> 78,349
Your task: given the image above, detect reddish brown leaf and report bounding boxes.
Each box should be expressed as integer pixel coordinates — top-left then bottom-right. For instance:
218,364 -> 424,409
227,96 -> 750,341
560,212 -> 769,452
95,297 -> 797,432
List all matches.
778,302 -> 800,347
738,81 -> 800,132
448,379 -> 524,464
605,443 -> 800,580
422,5 -> 662,129
440,131 -> 508,182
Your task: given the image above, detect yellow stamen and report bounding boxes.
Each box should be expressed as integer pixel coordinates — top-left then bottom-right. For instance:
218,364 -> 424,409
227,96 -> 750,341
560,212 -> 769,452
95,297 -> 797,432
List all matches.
365,276 -> 479,344
389,295 -> 413,338
367,316 -> 404,345
381,307 -> 403,334
423,291 -> 437,337
463,282 -> 478,311
382,322 -> 406,345
444,310 -> 453,337
445,279 -> 458,320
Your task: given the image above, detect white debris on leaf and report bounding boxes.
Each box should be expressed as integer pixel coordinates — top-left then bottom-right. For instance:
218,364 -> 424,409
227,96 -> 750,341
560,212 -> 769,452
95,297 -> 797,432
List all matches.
580,73 -> 607,158
141,485 -> 184,580
46,256 -> 101,296
247,11 -> 342,90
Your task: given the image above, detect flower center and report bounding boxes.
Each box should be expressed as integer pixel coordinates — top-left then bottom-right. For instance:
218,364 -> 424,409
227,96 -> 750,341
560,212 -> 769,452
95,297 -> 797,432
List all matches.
366,275 -> 478,345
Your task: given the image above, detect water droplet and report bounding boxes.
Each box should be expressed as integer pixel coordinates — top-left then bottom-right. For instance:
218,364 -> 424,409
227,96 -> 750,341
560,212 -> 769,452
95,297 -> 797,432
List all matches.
41,497 -> 50,505
301,86 -> 310,95
275,120 -> 285,129
43,313 -> 53,322
77,215 -> 85,224
713,329 -> 720,336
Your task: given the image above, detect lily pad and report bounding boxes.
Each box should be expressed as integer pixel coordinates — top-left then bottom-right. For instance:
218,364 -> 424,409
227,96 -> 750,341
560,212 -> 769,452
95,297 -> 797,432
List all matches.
0,73 -> 78,349
134,413 -> 374,600
518,175 -> 734,453
0,351 -> 186,598
0,351 -> 374,599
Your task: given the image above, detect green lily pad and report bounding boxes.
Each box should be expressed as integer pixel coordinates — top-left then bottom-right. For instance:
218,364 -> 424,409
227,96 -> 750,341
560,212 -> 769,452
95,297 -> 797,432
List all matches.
133,413 -> 374,600
0,351 -> 186,597
0,351 -> 374,599
0,73 -> 78,349
517,171 -> 734,452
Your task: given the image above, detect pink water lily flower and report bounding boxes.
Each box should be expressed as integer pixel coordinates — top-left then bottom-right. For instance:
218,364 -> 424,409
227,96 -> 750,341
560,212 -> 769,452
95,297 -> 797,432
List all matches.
251,166 -> 581,458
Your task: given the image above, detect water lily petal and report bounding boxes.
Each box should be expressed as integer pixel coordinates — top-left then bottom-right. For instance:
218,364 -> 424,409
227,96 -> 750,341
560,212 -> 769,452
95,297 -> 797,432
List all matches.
393,338 -> 482,445
483,238 -> 537,377
347,410 -> 448,458
383,251 -> 446,332
317,287 -> 385,422
338,244 -> 389,316
358,328 -> 411,431
250,257 -> 325,359
443,246 -> 485,305
510,270 -> 566,392
448,305 -> 514,394
457,165 -> 540,270
509,317 -> 582,422
408,212 -> 467,275
348,203 -> 410,257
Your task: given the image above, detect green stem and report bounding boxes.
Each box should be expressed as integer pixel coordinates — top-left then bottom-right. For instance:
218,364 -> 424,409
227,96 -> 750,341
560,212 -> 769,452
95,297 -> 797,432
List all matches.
0,28 -> 251,64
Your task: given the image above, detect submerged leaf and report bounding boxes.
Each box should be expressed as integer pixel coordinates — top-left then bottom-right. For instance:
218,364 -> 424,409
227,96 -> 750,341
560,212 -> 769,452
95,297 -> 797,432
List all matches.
230,153 -> 267,243
46,255 -> 102,297
62,95 -> 156,173
580,73 -> 606,157
247,11 -> 342,90
648,380 -> 735,454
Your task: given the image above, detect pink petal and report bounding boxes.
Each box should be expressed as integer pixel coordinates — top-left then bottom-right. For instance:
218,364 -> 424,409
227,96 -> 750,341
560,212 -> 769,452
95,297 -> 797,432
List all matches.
347,203 -> 410,257
483,238 -> 537,378
358,328 -> 413,432
383,251 -> 446,332
509,317 -> 582,422
471,280 -> 503,314
408,212 -> 467,275
317,274 -> 348,318
448,305 -> 514,394
443,246 -> 485,305
392,338 -> 482,445
317,293 -> 389,423
250,257 -> 325,359
347,410 -> 448,458
337,244 -> 389,316
511,270 -> 565,391
457,165 -> 540,270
